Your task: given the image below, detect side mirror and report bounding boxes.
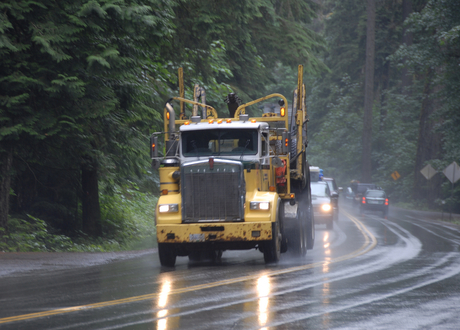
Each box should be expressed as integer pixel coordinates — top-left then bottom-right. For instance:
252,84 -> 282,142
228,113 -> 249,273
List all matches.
338,187 -> 343,192
331,192 -> 339,198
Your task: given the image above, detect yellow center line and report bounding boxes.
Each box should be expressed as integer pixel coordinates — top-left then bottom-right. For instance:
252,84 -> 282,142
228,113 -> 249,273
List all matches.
0,211 -> 376,324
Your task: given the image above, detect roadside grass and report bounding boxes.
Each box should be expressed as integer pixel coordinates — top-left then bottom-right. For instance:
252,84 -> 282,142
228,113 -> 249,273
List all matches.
393,201 -> 437,212
436,218 -> 460,226
0,186 -> 158,253
394,202 -> 460,226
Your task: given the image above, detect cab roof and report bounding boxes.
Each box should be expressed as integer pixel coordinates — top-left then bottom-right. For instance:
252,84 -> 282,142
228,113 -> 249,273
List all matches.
179,121 -> 269,132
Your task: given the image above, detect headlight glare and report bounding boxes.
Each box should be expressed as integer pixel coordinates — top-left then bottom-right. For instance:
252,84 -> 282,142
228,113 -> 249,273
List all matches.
159,204 -> 179,213
250,201 -> 270,210
321,204 -> 332,212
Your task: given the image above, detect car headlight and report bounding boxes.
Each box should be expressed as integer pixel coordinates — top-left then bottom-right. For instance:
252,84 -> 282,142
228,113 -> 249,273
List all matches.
321,204 -> 332,212
158,204 -> 179,213
250,201 -> 270,210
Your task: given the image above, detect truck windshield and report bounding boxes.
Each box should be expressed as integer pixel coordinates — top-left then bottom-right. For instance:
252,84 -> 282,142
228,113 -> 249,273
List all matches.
182,129 -> 258,157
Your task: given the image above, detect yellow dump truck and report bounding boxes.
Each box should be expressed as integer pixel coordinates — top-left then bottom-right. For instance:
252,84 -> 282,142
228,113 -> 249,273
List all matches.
151,65 -> 315,266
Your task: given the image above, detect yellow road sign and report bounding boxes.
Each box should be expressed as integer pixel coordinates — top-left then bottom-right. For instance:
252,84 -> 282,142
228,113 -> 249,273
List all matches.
391,171 -> 401,180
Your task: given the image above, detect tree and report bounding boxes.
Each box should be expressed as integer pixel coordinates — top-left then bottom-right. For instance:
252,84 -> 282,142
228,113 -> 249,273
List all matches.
0,0 -> 175,237
163,0 -> 327,110
395,0 -> 460,207
362,0 -> 376,183
306,0 -> 427,196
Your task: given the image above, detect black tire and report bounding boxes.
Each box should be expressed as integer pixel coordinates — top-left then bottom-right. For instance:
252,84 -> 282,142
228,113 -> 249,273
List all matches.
300,215 -> 307,256
264,220 -> 281,264
158,243 -> 176,267
280,202 -> 288,253
288,209 -> 307,257
206,249 -> 222,262
189,249 -> 222,262
188,250 -> 202,262
306,207 -> 315,249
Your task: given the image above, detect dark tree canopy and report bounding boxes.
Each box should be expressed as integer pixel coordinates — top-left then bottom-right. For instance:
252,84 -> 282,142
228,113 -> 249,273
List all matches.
0,0 -> 327,238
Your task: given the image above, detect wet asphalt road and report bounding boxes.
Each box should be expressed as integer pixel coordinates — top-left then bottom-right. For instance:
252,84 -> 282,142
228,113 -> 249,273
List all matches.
1,201 -> 460,329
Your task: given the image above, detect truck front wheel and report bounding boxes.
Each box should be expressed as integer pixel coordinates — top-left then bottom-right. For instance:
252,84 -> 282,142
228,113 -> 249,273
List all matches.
264,220 -> 281,263
158,243 -> 176,267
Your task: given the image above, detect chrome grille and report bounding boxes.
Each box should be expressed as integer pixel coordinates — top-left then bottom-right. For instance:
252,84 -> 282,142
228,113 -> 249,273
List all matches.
181,159 -> 245,222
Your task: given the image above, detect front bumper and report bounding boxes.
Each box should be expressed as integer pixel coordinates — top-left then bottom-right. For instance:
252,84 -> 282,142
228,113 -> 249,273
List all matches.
157,222 -> 273,244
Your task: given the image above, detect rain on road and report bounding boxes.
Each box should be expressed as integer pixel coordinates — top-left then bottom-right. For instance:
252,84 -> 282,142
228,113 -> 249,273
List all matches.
1,203 -> 460,329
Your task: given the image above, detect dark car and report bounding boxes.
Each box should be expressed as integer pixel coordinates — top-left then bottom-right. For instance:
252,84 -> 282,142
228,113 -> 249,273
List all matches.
322,177 -> 342,215
360,189 -> 389,216
311,181 -> 336,229
350,182 -> 378,206
344,186 -> 355,204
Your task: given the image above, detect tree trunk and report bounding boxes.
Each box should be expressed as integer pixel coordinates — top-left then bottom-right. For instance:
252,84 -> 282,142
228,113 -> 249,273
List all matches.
413,69 -> 443,204
0,146 -> 13,235
362,0 -> 376,183
81,159 -> 102,236
401,0 -> 413,93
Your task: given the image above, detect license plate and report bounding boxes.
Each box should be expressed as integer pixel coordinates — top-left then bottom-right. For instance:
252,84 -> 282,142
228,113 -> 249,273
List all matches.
189,233 -> 205,242
368,200 -> 380,204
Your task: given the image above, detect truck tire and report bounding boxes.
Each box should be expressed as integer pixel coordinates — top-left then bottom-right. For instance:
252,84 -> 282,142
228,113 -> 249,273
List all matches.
279,202 -> 288,253
189,249 -> 222,262
264,220 -> 281,263
300,215 -> 307,256
306,207 -> 315,249
158,243 -> 176,267
188,250 -> 202,262
287,208 -> 307,256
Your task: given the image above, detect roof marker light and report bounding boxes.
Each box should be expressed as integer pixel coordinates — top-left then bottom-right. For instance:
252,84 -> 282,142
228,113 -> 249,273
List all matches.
208,119 -> 214,124
184,121 -> 190,125
251,119 -> 257,123
226,119 -> 232,123
217,119 -> 223,124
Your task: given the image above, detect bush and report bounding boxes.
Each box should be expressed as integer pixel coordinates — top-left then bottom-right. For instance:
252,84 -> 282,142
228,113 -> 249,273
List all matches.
1,183 -> 158,252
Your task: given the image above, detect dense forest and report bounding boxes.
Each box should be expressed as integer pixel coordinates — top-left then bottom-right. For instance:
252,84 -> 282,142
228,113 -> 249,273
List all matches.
1,0 -> 459,251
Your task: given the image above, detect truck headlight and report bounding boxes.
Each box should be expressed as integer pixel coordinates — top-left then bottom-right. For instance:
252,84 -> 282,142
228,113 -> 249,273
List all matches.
250,201 -> 270,210
321,204 -> 331,212
158,204 -> 179,213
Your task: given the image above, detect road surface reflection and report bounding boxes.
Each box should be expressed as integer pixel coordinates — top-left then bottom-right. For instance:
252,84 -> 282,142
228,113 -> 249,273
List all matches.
157,275 -> 172,330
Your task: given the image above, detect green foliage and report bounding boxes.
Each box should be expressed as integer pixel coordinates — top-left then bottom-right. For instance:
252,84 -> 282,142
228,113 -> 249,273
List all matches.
391,0 -> 460,210
0,184 -> 157,252
1,215 -> 76,252
99,181 -> 157,245
304,0 -> 436,204
1,0 -> 175,236
1,0 -> 328,243
163,0 -> 326,106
